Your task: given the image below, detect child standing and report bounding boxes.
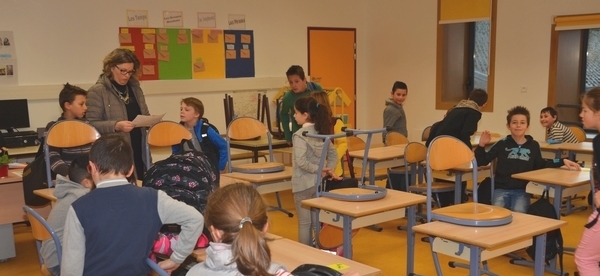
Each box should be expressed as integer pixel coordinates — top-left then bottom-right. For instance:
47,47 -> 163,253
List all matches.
575,87 -> 600,274
426,89 -> 488,148
172,97 -> 228,172
383,81 -> 408,143
292,97 -> 339,245
46,83 -> 91,177
475,106 -> 580,213
540,106 -> 579,144
279,65 -> 322,145
311,91 -> 348,177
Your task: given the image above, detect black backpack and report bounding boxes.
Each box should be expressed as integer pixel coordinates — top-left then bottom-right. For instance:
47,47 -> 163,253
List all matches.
291,264 -> 342,276
526,190 -> 563,274
22,140 -> 53,206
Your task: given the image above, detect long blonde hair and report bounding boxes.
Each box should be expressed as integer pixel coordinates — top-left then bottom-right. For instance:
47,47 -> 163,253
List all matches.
205,184 -> 272,276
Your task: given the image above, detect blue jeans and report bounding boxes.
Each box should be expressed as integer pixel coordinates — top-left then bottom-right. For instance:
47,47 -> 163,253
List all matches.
492,189 -> 530,213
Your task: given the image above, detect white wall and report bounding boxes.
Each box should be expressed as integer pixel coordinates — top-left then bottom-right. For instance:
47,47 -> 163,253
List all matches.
1,0 -> 599,140
364,0 -> 600,141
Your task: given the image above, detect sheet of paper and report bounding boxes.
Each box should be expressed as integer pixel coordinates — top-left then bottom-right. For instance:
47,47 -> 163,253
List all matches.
132,113 -> 165,127
9,163 -> 26,169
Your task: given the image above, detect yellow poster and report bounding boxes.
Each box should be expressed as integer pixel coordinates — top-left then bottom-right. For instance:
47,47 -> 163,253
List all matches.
191,29 -> 225,79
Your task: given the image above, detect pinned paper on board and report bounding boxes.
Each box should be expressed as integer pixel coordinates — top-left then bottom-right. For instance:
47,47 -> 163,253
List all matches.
224,34 -> 236,43
127,10 -> 149,27
193,61 -> 205,72
157,34 -> 169,44
228,14 -> 246,29
177,34 -> 189,44
142,34 -> 155,44
163,11 -> 183,27
240,49 -> 250,59
158,51 -> 170,61
207,31 -> 220,43
197,12 -> 216,28
119,33 -> 132,44
142,65 -> 155,75
191,30 -> 203,43
143,49 -> 156,59
241,34 -> 251,44
225,50 -> 236,59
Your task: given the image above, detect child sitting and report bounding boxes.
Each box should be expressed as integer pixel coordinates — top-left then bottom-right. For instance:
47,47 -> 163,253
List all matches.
40,155 -> 95,276
475,106 -> 580,213
172,97 -> 228,172
539,106 -> 579,144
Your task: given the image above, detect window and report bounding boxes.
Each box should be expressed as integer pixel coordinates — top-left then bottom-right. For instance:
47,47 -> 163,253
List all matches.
548,14 -> 600,128
436,0 -> 496,111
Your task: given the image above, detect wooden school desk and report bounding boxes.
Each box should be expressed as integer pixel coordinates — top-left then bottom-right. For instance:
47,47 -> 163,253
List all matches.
228,136 -> 289,163
5,145 -> 39,161
34,180 -> 145,204
348,144 -> 407,185
224,166 -> 293,217
301,189 -> 426,274
412,212 -> 566,276
539,141 -> 593,159
192,238 -> 381,276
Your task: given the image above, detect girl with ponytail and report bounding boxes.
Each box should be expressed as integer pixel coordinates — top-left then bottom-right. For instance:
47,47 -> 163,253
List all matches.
291,96 -> 340,246
186,183 -> 291,276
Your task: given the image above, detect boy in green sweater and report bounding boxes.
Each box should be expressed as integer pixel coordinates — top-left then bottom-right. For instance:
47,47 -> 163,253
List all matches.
279,65 -> 322,144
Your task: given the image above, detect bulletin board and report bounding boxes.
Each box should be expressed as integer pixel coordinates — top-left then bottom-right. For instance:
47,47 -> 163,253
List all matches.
223,30 -> 255,78
191,29 -> 225,79
156,28 -> 192,80
118,27 -> 158,81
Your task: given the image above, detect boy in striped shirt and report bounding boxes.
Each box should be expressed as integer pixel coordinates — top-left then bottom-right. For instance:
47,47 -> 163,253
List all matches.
540,107 -> 579,144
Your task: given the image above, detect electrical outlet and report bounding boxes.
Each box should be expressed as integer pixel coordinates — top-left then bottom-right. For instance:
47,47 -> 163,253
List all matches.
521,86 -> 527,93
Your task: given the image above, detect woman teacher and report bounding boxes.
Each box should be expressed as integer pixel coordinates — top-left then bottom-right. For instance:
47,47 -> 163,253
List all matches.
87,48 -> 150,180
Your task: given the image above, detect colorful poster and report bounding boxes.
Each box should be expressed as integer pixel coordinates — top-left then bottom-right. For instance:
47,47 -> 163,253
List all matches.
191,29 -> 225,79
157,28 -> 192,80
224,30 -> 255,78
119,27 -> 159,81
0,31 -> 18,85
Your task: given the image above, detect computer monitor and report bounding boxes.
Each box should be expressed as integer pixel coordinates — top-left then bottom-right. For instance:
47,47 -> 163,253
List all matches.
0,99 -> 30,132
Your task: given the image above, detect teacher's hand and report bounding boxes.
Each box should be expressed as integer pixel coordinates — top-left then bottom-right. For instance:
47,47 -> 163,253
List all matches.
115,121 -> 135,133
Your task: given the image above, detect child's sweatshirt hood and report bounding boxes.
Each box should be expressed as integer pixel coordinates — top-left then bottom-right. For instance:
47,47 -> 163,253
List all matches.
385,98 -> 402,108
53,175 -> 89,200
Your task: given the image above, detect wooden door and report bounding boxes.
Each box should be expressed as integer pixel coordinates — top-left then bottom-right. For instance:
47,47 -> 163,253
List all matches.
308,28 -> 357,128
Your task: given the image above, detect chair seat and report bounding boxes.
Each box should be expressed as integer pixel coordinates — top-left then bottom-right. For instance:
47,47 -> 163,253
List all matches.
432,202 -> 513,222
409,182 -> 455,193
232,162 -> 285,174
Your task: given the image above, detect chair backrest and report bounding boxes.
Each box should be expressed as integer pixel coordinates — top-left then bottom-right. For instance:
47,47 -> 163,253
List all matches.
404,142 -> 427,164
227,117 -> 267,140
568,125 -> 586,142
145,121 -> 193,170
421,126 -> 432,142
346,136 -> 366,152
146,258 -> 169,276
45,120 -> 100,187
23,206 -> 62,265
427,136 -> 475,171
385,132 -> 409,146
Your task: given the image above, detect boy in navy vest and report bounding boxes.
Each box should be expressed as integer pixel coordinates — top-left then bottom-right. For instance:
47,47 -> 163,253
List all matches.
61,134 -> 203,276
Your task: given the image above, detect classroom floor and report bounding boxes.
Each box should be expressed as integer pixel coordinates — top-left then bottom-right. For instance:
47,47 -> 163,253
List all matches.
0,182 -> 592,276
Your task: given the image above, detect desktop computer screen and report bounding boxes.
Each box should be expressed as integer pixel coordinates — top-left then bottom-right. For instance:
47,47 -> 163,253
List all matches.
0,99 -> 30,131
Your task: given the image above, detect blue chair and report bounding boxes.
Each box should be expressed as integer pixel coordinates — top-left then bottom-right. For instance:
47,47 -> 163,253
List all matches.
146,258 -> 169,276
44,120 -> 99,187
23,206 -> 61,275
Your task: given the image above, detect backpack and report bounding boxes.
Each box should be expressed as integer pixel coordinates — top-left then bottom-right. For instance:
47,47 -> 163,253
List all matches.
526,190 -> 563,274
180,118 -> 220,172
22,140 -> 52,206
291,264 -> 342,276
477,177 -> 492,205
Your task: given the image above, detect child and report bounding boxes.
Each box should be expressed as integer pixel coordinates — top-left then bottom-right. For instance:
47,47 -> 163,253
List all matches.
475,106 -> 580,213
186,183 -> 360,276
61,134 -> 203,276
292,96 -> 340,245
46,83 -> 91,177
426,89 -> 488,148
172,97 -> 228,172
279,65 -> 322,144
40,156 -> 95,276
311,91 -> 348,177
383,81 -> 408,143
575,87 -> 600,274
540,106 -> 579,144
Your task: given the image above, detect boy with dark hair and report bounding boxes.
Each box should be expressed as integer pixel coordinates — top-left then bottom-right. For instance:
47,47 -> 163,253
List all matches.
172,97 -> 227,171
540,106 -> 578,144
426,88 -> 488,148
40,155 -> 94,276
383,81 -> 408,143
279,65 -> 322,144
61,134 -> 203,276
475,106 -> 580,213
46,83 -> 91,177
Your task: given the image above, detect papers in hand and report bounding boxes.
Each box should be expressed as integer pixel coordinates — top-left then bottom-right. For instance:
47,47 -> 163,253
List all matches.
132,113 -> 165,127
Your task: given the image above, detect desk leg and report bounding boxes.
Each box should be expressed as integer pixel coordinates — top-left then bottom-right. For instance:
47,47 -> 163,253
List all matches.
553,185 -> 564,220
469,245 -> 482,276
253,150 -> 259,163
534,233 -> 547,276
406,205 -> 416,275
342,215 -> 353,259
455,172 -> 463,204
365,160 -> 383,232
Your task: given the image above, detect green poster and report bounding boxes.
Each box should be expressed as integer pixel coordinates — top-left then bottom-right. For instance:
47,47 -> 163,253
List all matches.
157,28 -> 192,80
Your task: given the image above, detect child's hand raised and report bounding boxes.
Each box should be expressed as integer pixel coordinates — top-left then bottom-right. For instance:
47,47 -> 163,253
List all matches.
478,130 -> 491,147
